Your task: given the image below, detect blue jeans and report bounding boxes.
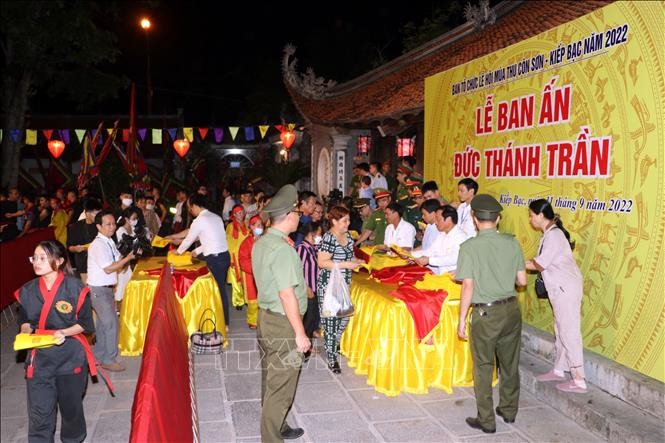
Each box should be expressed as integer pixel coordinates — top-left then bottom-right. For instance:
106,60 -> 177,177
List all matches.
203,251 -> 231,326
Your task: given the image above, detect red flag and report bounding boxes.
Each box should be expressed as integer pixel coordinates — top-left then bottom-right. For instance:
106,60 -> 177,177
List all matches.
197,127 -> 209,140
127,83 -> 137,175
43,129 -> 53,141
122,129 -> 129,142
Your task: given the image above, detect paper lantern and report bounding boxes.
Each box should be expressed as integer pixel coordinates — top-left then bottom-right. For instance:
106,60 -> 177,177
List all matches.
280,130 -> 296,149
357,135 -> 371,154
173,138 -> 190,157
396,137 -> 414,157
47,140 -> 66,159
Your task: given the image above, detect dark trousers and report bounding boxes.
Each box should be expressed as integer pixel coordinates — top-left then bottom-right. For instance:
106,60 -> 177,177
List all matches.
257,309 -> 303,442
204,251 -> 231,326
27,368 -> 89,443
470,301 -> 522,428
303,297 -> 320,338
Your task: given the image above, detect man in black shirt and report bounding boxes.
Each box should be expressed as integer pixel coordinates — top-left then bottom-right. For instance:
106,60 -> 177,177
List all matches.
67,198 -> 103,283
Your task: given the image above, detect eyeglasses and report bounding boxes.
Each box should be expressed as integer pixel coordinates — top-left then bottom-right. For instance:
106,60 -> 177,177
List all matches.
29,255 -> 49,264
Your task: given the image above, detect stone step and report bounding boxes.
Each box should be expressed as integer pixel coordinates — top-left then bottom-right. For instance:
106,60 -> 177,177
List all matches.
520,350 -> 664,443
521,324 -> 664,421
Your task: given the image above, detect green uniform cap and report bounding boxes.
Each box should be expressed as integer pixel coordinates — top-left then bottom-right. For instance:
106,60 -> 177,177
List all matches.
353,198 -> 370,208
263,184 -> 298,217
373,187 -> 391,199
471,194 -> 503,220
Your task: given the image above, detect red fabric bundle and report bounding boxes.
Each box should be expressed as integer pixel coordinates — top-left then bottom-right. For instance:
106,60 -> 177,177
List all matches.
370,264 -> 432,285
354,246 -> 371,263
390,285 -> 448,341
143,266 -> 210,298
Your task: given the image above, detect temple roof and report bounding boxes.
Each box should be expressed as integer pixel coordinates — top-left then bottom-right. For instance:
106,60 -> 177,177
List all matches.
283,0 -> 611,128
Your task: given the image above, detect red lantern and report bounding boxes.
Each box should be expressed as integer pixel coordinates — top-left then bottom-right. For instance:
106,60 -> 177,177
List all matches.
47,140 -> 66,159
173,138 -> 190,157
396,137 -> 414,157
357,135 -> 371,154
280,130 -> 296,149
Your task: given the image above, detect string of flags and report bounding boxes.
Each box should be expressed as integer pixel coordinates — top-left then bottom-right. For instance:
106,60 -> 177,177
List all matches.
0,123 -> 299,146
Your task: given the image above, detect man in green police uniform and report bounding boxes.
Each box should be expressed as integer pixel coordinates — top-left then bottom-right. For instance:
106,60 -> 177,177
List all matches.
456,194 -> 527,433
252,184 -> 311,442
355,188 -> 391,246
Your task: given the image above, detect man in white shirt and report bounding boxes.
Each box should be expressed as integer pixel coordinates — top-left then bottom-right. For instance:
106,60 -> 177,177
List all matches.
457,178 -> 479,238
239,189 -> 258,223
369,161 -> 388,190
414,199 -> 442,252
221,188 -> 235,223
87,210 -> 135,372
413,205 -> 468,275
167,194 -> 231,324
382,202 -> 416,250
172,188 -> 189,233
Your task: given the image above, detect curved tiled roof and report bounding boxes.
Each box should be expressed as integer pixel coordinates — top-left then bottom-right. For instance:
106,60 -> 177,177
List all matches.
285,0 -> 612,126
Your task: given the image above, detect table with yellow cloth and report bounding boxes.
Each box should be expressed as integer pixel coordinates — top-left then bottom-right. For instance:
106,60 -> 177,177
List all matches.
119,257 -> 228,356
340,249 -> 482,396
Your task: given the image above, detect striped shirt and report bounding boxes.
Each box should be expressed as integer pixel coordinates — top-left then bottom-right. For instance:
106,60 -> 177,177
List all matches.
297,240 -> 318,292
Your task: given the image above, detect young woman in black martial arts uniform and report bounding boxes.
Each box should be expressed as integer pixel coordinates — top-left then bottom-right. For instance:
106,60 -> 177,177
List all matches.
15,240 -> 96,443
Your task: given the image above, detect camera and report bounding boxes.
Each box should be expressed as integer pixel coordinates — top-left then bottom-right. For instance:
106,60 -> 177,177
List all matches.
117,230 -> 152,258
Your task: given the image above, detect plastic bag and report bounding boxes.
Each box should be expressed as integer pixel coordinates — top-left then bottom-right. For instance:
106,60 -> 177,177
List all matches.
321,265 -> 355,318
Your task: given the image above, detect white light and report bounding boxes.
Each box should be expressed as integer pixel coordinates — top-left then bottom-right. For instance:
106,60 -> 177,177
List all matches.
280,149 -> 286,155
169,207 -> 177,214
228,148 -> 242,154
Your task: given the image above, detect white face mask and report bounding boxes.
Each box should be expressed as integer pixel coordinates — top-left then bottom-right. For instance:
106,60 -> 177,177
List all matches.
253,227 -> 264,237
146,204 -> 155,210
129,219 -> 138,227
122,198 -> 133,207
314,235 -> 322,245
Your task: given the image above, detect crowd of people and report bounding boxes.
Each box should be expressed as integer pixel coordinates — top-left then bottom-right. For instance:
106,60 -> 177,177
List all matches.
4,154 -> 587,441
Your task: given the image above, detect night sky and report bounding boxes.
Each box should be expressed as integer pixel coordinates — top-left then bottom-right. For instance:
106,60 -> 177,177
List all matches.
32,1 -> 463,126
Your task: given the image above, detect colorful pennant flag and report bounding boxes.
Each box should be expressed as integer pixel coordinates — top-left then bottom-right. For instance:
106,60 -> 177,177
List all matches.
10,129 -> 21,142
184,127 -> 194,142
43,129 -> 53,141
287,123 -> 296,131
152,129 -> 162,144
107,128 -> 114,135
138,128 -> 147,141
244,127 -> 255,141
229,127 -> 239,141
167,128 -> 177,141
26,130 -> 37,145
75,129 -> 86,143
259,125 -> 269,139
59,129 -> 70,145
0,129 -> 2,142
122,129 -> 129,142
197,127 -> 209,140
213,128 -> 224,143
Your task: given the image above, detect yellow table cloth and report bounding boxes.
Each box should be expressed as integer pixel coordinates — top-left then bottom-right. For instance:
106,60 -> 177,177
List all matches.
119,257 -> 228,356
341,272 -> 481,396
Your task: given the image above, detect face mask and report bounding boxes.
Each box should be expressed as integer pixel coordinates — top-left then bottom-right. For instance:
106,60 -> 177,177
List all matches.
314,235 -> 322,245
253,227 -> 263,236
129,219 -> 138,227
122,198 -> 133,207
146,204 -> 155,210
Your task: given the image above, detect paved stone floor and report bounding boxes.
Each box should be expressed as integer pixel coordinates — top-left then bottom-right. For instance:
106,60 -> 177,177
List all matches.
1,306 -> 606,442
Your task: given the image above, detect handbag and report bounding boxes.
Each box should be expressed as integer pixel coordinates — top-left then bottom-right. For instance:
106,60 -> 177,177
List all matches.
190,309 -> 224,354
534,273 -> 548,299
321,265 -> 355,318
533,234 -> 549,299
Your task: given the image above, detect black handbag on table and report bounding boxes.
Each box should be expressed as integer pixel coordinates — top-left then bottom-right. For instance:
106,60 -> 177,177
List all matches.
190,308 -> 224,355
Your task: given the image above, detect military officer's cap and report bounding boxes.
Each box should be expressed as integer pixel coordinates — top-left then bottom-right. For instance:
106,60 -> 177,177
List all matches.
373,188 -> 391,199
262,184 -> 298,217
396,165 -> 412,175
410,186 -> 422,197
405,177 -> 422,186
353,198 -> 370,208
471,194 -> 503,220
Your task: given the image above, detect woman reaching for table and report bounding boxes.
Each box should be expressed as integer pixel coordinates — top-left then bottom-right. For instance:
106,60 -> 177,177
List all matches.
316,205 -> 362,374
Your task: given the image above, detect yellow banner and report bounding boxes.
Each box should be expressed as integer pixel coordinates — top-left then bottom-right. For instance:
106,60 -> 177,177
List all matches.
425,2 -> 664,381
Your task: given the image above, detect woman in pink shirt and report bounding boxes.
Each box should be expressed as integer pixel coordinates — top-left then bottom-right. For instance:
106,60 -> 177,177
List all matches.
526,199 -> 587,393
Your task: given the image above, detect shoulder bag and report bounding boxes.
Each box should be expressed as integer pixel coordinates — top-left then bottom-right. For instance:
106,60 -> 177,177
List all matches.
190,308 -> 224,354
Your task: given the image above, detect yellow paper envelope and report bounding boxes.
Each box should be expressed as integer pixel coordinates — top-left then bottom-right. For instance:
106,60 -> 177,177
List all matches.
13,333 -> 58,351
151,235 -> 171,248
167,251 -> 193,267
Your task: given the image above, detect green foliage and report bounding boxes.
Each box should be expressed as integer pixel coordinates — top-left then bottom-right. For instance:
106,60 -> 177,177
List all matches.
0,0 -> 127,109
401,1 -> 465,53
258,157 -> 310,190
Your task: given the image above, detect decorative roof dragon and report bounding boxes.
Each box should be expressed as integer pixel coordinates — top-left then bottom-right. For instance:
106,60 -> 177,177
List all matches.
282,44 -> 337,100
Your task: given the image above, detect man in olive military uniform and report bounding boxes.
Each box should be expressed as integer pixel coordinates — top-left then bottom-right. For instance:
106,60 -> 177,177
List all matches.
356,188 -> 391,246
350,198 -> 372,234
395,165 -> 412,203
252,184 -> 311,442
456,194 -> 527,434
